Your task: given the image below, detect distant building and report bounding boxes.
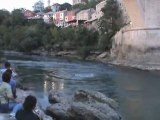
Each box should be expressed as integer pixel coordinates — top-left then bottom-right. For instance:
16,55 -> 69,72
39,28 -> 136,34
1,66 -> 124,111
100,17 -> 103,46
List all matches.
85,13 -> 98,29
33,1 -> 44,12
43,14 -> 51,23
65,11 -> 76,22
65,11 -> 77,27
84,0 -> 106,29
76,8 -> 96,21
73,0 -> 86,5
96,0 -> 106,19
23,10 -> 36,18
48,0 -> 51,7
51,3 -> 60,13
53,10 -> 67,27
43,11 -> 54,24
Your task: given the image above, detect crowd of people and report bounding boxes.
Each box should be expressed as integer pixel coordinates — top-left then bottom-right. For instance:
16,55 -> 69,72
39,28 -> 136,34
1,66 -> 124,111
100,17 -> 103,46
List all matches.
0,61 -> 40,120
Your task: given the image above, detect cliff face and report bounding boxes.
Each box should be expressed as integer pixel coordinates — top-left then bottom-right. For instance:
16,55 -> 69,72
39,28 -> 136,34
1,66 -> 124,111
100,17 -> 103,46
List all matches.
111,0 -> 160,70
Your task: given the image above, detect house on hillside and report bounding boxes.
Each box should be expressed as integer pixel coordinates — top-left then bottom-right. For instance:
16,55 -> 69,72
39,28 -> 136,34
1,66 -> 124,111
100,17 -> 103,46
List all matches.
23,10 -> 37,18
96,0 -> 106,19
76,8 -> 96,25
85,0 -> 106,29
23,9 -> 44,23
85,12 -> 98,29
53,10 -> 67,27
65,10 -> 79,27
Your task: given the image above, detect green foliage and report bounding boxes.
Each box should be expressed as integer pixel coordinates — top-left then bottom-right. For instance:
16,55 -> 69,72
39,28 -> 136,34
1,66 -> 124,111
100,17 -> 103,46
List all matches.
11,9 -> 26,26
0,8 -> 99,59
60,3 -> 72,11
43,7 -> 52,13
74,27 -> 98,59
0,10 -> 10,25
98,0 -> 125,51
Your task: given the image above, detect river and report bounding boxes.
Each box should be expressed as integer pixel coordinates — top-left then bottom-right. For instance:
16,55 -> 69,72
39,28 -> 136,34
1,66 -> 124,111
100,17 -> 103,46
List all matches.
1,53 -> 160,120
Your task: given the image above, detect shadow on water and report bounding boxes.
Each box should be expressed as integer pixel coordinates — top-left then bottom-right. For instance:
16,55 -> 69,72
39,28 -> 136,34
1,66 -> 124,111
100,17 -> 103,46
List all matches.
1,53 -> 160,120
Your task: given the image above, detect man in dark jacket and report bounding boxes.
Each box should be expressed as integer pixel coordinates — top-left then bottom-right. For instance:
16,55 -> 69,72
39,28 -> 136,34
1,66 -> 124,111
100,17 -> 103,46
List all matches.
16,95 -> 40,120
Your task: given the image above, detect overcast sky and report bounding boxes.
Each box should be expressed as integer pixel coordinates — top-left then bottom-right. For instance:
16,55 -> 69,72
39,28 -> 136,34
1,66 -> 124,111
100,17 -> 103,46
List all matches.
0,0 -> 72,12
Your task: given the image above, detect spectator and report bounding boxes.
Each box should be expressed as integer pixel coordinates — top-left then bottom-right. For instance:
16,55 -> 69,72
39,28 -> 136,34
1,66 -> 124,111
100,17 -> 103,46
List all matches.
0,70 -> 22,114
16,95 -> 40,120
0,61 -> 17,78
0,62 -> 17,98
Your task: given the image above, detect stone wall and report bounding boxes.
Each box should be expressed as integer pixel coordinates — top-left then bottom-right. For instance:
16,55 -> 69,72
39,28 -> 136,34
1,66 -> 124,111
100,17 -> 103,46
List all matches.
122,0 -> 144,28
111,26 -> 160,69
136,0 -> 160,27
110,0 -> 160,70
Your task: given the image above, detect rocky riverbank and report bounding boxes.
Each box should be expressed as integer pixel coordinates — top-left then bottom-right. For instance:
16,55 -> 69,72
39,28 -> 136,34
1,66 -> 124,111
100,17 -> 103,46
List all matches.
46,89 -> 122,120
0,88 -> 123,120
2,50 -> 156,71
0,88 -> 52,120
0,50 -> 124,120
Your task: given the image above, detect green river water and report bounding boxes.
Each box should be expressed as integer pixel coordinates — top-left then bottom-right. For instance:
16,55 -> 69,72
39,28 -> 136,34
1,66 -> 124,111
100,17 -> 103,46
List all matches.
1,53 -> 160,120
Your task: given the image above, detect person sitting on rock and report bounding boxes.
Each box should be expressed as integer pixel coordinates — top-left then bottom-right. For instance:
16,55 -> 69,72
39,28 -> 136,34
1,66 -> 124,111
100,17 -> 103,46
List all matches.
16,95 -> 40,120
0,62 -> 17,98
0,70 -> 22,114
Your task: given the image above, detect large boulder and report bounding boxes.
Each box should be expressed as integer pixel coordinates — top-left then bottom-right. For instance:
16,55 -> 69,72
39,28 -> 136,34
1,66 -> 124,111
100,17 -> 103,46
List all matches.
68,102 -> 120,120
47,103 -> 70,120
46,90 -> 122,120
48,90 -> 70,104
73,90 -> 119,110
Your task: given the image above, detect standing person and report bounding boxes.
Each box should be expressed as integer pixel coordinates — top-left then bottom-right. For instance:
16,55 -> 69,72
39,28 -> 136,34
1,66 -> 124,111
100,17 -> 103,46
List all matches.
16,95 -> 40,120
0,61 -> 17,78
0,61 -> 17,98
5,69 -> 17,99
0,70 -> 22,114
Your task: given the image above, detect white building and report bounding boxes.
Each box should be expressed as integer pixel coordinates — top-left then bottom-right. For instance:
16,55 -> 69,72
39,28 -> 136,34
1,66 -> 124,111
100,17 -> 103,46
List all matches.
96,0 -> 106,19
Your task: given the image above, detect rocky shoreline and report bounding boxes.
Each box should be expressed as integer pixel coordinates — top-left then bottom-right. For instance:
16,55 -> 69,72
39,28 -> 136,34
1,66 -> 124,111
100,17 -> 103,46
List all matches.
46,89 -> 122,120
1,50 -> 160,71
0,50 -> 124,120
0,88 -> 122,120
0,88 -> 52,120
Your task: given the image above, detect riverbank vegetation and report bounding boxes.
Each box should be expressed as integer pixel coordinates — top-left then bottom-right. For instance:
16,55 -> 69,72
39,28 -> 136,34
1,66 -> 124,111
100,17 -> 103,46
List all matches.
0,9 -> 98,59
98,0 -> 125,51
0,0 -> 124,59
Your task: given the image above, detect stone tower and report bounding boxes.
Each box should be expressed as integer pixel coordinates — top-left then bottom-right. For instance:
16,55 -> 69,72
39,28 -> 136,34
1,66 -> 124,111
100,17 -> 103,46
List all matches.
48,0 -> 50,7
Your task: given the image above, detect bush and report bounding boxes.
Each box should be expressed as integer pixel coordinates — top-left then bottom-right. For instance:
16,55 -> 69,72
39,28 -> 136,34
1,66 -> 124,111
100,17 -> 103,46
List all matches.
98,0 -> 125,51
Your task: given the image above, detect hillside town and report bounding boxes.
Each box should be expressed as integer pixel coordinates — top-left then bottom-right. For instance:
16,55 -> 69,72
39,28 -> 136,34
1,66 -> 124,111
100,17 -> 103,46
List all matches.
23,0 -> 107,29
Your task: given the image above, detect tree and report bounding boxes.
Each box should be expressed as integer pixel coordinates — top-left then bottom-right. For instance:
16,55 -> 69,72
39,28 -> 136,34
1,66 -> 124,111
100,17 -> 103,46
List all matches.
98,0 -> 125,51
11,9 -> 25,26
0,10 -> 10,25
43,7 -> 52,13
74,27 -> 98,59
60,3 -> 72,11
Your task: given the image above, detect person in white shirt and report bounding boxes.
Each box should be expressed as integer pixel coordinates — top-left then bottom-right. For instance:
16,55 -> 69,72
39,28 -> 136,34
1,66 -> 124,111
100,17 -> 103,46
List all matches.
0,62 -> 17,98
0,70 -> 22,114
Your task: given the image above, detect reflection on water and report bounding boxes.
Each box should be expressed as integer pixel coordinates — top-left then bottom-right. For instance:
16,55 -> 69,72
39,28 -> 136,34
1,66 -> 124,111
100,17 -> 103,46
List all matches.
43,80 -> 64,93
2,54 -> 160,120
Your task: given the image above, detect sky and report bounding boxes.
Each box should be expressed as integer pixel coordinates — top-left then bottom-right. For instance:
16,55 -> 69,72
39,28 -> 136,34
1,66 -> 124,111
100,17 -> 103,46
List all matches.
0,0 -> 72,12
